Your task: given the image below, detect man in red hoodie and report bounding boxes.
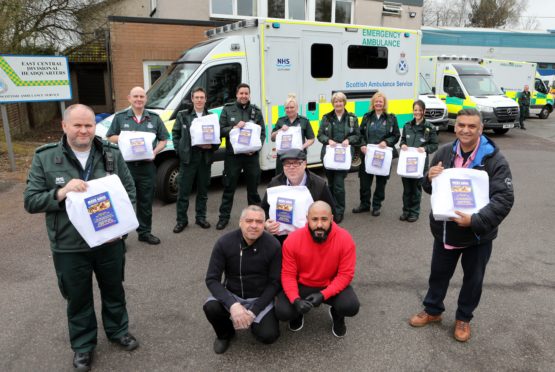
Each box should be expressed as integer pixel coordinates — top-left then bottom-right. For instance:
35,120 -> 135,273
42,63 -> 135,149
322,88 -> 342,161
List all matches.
275,201 -> 359,337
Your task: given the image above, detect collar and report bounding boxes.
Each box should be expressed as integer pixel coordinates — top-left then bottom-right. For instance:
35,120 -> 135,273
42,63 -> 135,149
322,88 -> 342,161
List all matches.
454,137 -> 481,168
286,172 -> 307,186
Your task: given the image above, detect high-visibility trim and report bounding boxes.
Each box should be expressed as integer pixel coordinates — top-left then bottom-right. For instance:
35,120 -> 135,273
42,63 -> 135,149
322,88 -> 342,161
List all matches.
210,52 -> 246,60
263,19 -> 419,35
260,23 -> 269,143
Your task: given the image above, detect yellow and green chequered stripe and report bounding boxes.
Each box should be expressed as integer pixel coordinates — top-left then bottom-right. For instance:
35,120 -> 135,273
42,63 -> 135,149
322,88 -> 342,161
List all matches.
0,57 -> 69,87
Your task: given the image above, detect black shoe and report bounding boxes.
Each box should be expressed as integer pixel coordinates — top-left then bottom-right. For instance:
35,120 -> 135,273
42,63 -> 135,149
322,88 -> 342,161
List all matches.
195,220 -> 211,229
371,209 -> 381,217
213,338 -> 231,354
521,127 -> 526,130
399,213 -> 408,221
407,215 -> 419,222
334,214 -> 344,224
138,234 -> 161,245
289,315 -> 304,332
216,219 -> 229,230
173,222 -> 187,233
73,351 -> 93,371
329,307 -> 346,338
111,332 -> 139,351
352,205 -> 370,214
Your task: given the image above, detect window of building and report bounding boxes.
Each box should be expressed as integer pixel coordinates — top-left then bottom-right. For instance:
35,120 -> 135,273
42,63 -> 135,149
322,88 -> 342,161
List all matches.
143,61 -> 171,90
311,43 -> 333,78
76,68 -> 106,106
268,0 -> 306,19
347,45 -> 388,69
315,0 -> 352,23
211,0 -> 257,18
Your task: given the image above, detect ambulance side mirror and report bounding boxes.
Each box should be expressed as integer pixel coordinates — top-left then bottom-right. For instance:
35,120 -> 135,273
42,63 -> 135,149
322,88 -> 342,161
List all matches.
432,87 -> 436,94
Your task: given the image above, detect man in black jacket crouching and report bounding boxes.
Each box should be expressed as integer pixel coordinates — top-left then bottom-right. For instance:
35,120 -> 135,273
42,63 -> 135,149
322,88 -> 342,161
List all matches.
203,205 -> 281,354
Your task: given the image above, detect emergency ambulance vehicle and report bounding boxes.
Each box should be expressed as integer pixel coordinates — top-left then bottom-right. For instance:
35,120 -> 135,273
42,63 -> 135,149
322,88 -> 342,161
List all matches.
418,73 -> 449,130
97,19 -> 420,202
481,58 -> 554,119
420,56 -> 519,135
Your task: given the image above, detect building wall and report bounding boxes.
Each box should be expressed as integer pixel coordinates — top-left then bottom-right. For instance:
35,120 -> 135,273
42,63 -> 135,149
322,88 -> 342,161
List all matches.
109,18 -> 221,110
154,0 -> 209,20
355,1 -> 422,29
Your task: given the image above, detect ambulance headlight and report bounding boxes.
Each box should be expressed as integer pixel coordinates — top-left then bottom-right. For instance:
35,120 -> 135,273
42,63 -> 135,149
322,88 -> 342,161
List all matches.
476,104 -> 494,113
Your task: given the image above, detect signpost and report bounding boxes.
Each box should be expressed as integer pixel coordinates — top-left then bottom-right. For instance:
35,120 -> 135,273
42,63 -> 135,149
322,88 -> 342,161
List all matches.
0,55 -> 72,171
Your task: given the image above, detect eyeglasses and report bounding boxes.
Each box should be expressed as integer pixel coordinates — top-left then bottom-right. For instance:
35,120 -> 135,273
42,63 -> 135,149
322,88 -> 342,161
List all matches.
283,161 -> 304,168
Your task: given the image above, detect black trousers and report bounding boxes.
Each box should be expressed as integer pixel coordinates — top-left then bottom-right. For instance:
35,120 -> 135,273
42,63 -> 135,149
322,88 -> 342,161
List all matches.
423,239 -> 492,322
275,285 -> 360,321
203,300 -> 280,344
127,161 -> 156,237
176,150 -> 211,224
52,240 -> 129,352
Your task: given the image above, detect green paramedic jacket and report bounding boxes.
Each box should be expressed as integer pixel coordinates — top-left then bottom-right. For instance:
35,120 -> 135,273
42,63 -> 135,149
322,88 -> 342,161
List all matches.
23,135 -> 136,253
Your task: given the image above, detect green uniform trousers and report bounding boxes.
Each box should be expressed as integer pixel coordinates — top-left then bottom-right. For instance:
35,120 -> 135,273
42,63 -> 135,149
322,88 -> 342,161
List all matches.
358,168 -> 389,210
176,150 -> 211,224
219,153 -> 261,221
324,169 -> 348,215
53,240 -> 129,352
127,161 -> 156,237
401,177 -> 423,217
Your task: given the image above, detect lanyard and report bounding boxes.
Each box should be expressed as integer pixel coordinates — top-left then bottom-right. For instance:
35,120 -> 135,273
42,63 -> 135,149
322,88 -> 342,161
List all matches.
80,153 -> 95,181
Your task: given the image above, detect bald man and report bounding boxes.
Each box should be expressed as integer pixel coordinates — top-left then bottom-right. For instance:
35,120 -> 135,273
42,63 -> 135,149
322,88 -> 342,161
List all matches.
275,201 -> 360,338
107,87 -> 169,245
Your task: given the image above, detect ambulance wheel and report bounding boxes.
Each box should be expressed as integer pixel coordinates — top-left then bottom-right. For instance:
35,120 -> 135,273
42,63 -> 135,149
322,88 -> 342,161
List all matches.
539,106 -> 550,119
493,128 -> 509,135
156,157 -> 180,203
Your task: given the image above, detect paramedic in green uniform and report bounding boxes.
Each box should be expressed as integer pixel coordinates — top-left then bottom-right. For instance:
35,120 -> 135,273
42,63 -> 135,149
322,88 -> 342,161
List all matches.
317,91 -> 360,224
399,100 -> 438,222
23,104 -> 139,371
271,93 -> 315,175
172,87 -> 219,233
216,83 -> 265,230
107,86 -> 169,245
353,92 -> 400,217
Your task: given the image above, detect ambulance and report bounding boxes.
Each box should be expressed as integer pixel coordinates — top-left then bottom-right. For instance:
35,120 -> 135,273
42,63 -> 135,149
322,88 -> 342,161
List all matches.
97,19 -> 420,202
481,58 -> 554,119
419,56 -> 519,135
418,73 -> 449,130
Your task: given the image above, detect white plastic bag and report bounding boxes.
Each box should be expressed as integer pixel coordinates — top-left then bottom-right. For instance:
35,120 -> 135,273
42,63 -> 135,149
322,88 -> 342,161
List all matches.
267,185 -> 314,235
397,147 -> 427,178
276,126 -> 303,154
190,114 -> 221,146
117,131 -> 156,161
229,122 -> 262,154
431,168 -> 490,221
323,145 -> 352,170
66,174 -> 139,248
365,144 -> 392,176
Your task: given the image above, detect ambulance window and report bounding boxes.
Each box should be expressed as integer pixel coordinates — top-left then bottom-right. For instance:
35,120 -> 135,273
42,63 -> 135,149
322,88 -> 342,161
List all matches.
444,76 -> 464,98
536,79 -> 547,94
311,44 -> 333,78
347,45 -> 387,69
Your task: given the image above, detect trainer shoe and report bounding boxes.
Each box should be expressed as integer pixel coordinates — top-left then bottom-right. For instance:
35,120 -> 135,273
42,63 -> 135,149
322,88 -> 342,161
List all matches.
329,307 -> 346,337
288,315 -> 304,332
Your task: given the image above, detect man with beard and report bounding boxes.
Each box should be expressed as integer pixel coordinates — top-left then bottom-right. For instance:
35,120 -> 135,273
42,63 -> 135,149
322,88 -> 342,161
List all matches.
275,201 -> 359,337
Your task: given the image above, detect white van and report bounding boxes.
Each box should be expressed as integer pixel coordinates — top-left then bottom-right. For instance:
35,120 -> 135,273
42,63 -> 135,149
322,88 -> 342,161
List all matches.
418,73 -> 449,130
420,56 -> 519,134
481,58 -> 554,119
97,19 -> 420,202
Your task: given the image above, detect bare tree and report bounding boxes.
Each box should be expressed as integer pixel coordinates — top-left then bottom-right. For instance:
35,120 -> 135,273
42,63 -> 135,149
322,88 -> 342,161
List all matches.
423,0 -> 471,27
519,16 -> 539,30
0,0 -> 103,54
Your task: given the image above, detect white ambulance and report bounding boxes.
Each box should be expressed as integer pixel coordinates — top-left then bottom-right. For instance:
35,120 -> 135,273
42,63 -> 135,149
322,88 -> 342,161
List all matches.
418,73 -> 449,130
420,56 -> 519,135
481,58 -> 554,119
97,19 -> 420,202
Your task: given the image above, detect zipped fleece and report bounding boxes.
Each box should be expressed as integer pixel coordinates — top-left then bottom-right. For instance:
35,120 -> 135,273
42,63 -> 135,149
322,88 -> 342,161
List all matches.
205,229 -> 281,315
422,135 -> 514,247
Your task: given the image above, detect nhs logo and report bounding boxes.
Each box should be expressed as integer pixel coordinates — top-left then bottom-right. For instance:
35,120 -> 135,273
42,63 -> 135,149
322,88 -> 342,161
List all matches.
276,58 -> 291,70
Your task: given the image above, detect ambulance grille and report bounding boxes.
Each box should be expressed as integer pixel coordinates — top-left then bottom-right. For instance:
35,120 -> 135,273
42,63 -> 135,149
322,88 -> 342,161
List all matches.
494,107 -> 519,122
425,109 -> 445,119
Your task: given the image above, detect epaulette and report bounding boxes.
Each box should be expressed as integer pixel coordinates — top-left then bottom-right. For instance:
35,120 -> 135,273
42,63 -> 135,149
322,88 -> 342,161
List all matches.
35,142 -> 58,153
104,141 -> 119,149
146,109 -> 160,117
224,102 -> 235,107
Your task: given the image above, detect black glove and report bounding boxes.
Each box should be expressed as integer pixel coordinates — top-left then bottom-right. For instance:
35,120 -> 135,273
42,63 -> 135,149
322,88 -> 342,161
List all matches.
306,292 -> 324,307
293,298 -> 313,314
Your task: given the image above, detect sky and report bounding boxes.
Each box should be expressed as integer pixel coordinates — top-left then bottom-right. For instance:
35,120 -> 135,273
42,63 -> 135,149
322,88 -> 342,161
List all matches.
522,0 -> 555,30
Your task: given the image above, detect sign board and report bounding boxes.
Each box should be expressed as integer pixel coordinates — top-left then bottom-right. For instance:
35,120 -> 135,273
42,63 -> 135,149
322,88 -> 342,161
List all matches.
0,55 -> 72,103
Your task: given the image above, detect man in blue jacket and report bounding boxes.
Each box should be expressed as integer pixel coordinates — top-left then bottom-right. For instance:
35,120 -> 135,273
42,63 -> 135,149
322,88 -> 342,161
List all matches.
408,108 -> 514,342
